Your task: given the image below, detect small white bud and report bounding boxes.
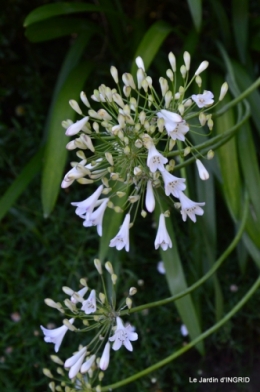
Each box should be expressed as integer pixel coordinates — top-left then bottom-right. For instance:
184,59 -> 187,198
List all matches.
207,149 -> 214,159
169,139 -> 176,151
126,297 -> 132,309
135,56 -> 145,71
159,77 -> 169,96
105,261 -> 114,274
141,210 -> 147,218
199,112 -> 207,126
137,68 -> 145,89
165,90 -> 173,108
166,69 -> 174,81
195,75 -> 202,87
123,86 -> 131,97
99,293 -> 106,304
116,191 -> 126,198
63,319 -> 77,331
80,91 -> 91,108
168,52 -> 176,72
122,73 -> 136,89
111,274 -> 117,285
105,152 -> 114,166
195,61 -> 209,76
139,111 -> 146,124
62,286 -> 74,296
183,51 -> 191,71
219,82 -> 228,101
184,146 -> 191,156
43,368 -> 53,378
69,100 -> 82,115
180,65 -> 187,78
94,258 -> 102,274
135,139 -> 143,148
129,287 -> 137,296
178,104 -> 185,115
207,118 -> 214,130
196,159 -> 209,180
110,66 -> 119,84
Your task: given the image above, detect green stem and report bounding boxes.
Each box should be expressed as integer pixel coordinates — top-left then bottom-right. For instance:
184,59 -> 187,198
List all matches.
120,192 -> 248,315
101,273 -> 260,391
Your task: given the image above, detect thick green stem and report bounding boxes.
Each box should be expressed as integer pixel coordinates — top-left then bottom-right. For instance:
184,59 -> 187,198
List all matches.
120,192 -> 248,315
102,273 -> 260,391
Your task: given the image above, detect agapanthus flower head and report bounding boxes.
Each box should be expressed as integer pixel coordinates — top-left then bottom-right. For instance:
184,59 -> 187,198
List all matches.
41,259 -> 139,389
61,52 -> 226,250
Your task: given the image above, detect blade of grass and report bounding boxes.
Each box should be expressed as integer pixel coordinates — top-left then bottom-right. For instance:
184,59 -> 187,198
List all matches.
186,0 -> 202,32
41,61 -> 93,217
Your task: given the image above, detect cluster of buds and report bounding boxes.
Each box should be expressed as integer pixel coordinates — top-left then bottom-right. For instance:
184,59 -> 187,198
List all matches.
61,51 -> 228,251
41,259 -> 138,391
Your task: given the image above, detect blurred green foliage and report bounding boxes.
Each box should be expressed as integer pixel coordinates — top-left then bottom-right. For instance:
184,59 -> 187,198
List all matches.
1,0 -> 260,391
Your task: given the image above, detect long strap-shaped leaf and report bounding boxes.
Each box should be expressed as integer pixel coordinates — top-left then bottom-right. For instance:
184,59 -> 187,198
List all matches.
186,0 -> 202,32
155,203 -> 204,354
41,61 -> 93,217
23,2 -> 123,26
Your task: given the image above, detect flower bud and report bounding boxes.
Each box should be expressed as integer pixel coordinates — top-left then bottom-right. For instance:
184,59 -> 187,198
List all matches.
165,90 -> 173,108
135,56 -> 145,71
180,65 -> 187,78
99,293 -> 106,304
110,66 -> 118,83
166,68 -> 174,81
168,52 -> 176,72
123,86 -> 131,97
129,287 -> 137,296
195,61 -> 209,76
195,75 -> 202,87
184,146 -> 191,156
63,319 -> 77,331
48,382 -> 55,392
199,112 -> 207,126
43,368 -> 53,378
126,297 -> 132,309
94,259 -> 102,275
196,159 -> 209,180
122,73 -> 136,89
111,274 -> 117,285
105,261 -> 114,275
137,68 -> 145,89
159,77 -> 169,96
105,152 -> 114,166
69,100 -> 82,115
80,91 -> 91,108
62,286 -> 74,296
207,149 -> 214,159
219,82 -> 228,101
183,51 -> 191,71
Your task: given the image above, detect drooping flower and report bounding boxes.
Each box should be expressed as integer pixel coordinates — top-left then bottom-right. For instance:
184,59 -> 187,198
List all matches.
81,355 -> 96,374
71,185 -> 103,220
145,180 -> 155,212
157,261 -> 166,274
157,109 -> 189,141
83,198 -> 109,236
191,90 -> 214,108
147,144 -> 168,173
64,346 -> 87,379
99,342 -> 111,371
160,169 -> 186,198
109,317 -> 138,351
196,159 -> 209,180
154,214 -> 172,251
81,289 -> 96,314
178,191 -> 205,222
40,318 -> 75,353
109,213 -> 130,252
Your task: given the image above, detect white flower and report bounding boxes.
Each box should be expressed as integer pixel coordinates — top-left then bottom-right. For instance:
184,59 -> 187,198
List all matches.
157,110 -> 189,141
81,355 -> 96,373
65,117 -> 89,136
40,318 -> 74,353
64,346 -> 87,379
178,191 -> 205,222
154,214 -> 172,251
109,317 -> 138,351
109,213 -> 130,252
196,159 -> 209,180
83,198 -> 109,236
145,180 -> 155,212
99,342 -> 111,370
81,289 -> 96,314
61,160 -> 89,188
161,169 -> 186,198
157,261 -> 165,274
180,324 -> 189,336
147,144 -> 168,173
191,90 -> 214,108
71,185 -> 103,220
